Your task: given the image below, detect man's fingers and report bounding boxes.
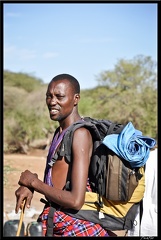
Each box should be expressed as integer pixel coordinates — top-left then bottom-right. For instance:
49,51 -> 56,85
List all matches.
25,197 -> 32,208
15,198 -> 27,213
15,200 -> 22,213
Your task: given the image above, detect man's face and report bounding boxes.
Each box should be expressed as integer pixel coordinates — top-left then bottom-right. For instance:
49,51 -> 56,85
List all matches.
46,79 -> 77,121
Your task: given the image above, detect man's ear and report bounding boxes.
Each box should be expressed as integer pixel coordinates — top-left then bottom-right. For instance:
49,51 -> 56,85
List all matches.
74,94 -> 80,106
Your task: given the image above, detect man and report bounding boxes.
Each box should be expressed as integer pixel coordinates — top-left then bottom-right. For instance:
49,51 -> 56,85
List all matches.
128,147 -> 158,236
15,74 -> 109,236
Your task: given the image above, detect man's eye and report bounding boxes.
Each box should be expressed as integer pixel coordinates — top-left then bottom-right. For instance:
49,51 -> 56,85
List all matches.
57,95 -> 64,99
46,95 -> 51,99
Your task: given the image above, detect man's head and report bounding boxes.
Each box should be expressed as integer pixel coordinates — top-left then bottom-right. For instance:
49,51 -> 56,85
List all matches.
46,74 -> 81,122
50,74 -> 80,94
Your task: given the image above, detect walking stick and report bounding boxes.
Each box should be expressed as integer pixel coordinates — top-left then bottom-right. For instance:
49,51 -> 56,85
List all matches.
16,199 -> 26,236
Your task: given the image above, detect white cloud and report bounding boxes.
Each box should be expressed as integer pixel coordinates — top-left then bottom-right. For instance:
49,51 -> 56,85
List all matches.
80,37 -> 116,44
42,52 -> 59,59
4,45 -> 37,60
6,12 -> 21,18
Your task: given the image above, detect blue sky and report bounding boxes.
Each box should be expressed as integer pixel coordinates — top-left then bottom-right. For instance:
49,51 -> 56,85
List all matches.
3,3 -> 157,90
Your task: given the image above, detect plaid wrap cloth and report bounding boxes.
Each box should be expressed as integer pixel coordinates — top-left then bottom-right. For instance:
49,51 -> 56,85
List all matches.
39,206 -> 109,237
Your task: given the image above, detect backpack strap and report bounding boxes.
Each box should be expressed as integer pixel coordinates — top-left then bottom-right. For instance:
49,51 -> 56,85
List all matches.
40,198 -> 60,237
54,120 -> 101,163
46,206 -> 56,236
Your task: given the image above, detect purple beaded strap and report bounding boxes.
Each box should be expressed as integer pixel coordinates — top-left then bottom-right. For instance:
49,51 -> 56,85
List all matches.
43,128 -> 68,184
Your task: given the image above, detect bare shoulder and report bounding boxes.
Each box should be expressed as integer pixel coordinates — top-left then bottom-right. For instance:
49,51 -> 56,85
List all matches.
73,127 -> 93,141
72,127 -> 93,158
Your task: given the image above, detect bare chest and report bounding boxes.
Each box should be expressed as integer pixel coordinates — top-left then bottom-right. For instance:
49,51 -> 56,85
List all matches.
51,158 -> 69,189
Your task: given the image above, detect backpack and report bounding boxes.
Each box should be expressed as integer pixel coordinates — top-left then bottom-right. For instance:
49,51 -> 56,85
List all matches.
53,117 -> 143,205
47,117 -> 146,233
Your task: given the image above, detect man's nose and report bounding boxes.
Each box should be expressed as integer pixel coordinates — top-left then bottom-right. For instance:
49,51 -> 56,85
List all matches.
50,96 -> 57,104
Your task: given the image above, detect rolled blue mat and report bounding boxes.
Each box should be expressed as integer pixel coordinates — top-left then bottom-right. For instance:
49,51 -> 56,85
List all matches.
102,122 -> 156,168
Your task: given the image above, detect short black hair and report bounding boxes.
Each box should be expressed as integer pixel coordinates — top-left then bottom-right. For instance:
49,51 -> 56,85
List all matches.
51,74 -> 80,94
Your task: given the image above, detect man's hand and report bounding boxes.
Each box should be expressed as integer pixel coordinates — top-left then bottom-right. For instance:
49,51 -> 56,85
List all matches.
18,170 -> 38,188
15,185 -> 34,213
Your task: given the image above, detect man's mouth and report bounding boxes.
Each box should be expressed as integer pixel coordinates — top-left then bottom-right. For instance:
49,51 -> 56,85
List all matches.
50,109 -> 59,113
49,108 -> 60,115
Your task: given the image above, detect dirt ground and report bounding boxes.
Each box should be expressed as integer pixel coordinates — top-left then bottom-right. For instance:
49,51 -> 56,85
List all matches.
3,149 -> 48,228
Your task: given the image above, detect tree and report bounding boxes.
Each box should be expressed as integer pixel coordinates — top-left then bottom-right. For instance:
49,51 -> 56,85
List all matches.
93,55 -> 157,138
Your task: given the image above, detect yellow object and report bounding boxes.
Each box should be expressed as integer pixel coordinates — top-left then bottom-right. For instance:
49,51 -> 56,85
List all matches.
82,166 -> 145,218
16,199 -> 26,236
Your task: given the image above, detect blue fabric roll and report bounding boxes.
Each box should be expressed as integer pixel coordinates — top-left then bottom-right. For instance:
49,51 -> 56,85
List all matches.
102,122 -> 156,168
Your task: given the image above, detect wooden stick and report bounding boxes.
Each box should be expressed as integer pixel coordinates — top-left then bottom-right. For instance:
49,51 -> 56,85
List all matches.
16,199 -> 26,236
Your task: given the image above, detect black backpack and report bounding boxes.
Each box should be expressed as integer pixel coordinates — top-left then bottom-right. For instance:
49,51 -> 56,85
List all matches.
52,117 -> 143,206
44,117 -> 146,235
